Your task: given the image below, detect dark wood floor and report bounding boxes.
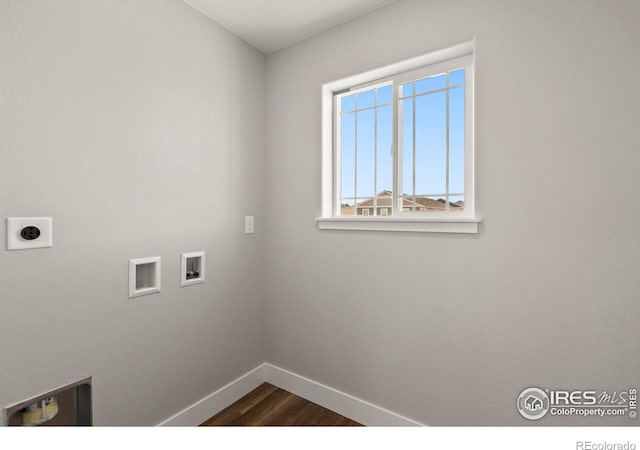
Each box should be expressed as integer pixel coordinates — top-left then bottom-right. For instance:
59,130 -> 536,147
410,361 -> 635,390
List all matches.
201,383 -> 362,426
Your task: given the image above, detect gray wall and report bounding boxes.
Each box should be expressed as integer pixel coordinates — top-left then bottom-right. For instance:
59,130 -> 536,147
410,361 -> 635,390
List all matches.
2,0 -> 638,428
0,0 -> 265,425
265,0 -> 640,425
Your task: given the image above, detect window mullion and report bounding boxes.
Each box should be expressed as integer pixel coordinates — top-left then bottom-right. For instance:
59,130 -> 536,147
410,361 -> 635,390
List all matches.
392,83 -> 400,216
445,74 -> 450,211
354,95 -> 358,215
373,90 -> 378,216
412,84 -> 416,211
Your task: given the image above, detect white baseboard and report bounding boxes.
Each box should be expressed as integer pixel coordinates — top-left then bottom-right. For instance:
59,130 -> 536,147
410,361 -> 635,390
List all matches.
158,362 -> 424,427
264,363 -> 424,427
158,364 -> 266,426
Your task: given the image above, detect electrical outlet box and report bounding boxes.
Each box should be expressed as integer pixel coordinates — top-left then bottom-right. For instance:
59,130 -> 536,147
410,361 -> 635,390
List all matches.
7,217 -> 53,250
181,251 -> 205,287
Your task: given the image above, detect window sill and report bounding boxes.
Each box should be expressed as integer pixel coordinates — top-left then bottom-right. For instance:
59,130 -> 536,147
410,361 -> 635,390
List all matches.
316,217 -> 482,234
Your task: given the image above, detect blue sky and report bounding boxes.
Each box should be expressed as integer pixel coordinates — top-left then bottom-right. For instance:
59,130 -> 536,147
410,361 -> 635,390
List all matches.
339,69 -> 465,206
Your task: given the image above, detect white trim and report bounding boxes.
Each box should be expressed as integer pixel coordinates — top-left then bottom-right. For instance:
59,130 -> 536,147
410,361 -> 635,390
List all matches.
156,362 -> 426,427
317,216 -> 481,234
265,364 -> 425,426
322,83 -> 334,218
354,55 -> 473,92
466,48 -> 476,216
157,364 -> 266,426
324,41 -> 473,94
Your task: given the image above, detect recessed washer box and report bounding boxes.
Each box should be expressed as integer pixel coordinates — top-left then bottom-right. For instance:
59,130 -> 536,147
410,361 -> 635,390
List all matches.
181,251 -> 205,287
129,257 -> 161,298
7,217 -> 53,250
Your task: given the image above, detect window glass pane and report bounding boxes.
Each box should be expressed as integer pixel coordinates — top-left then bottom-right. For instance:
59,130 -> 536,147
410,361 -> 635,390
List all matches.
376,104 -> 393,196
356,109 -> 375,197
400,195 -> 420,211
449,69 -> 465,86
414,196 -> 449,211
373,192 -> 393,216
449,195 -> 465,211
401,82 -> 413,97
415,91 -> 446,195
357,90 -> 375,109
354,200 -> 374,216
416,73 -> 446,94
340,201 -> 354,216
341,94 -> 355,113
377,85 -> 392,104
449,86 -> 465,196
340,113 -> 355,199
337,64 -> 470,218
401,98 -> 414,196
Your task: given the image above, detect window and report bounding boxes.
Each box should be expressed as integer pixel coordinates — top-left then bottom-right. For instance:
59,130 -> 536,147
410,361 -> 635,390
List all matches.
319,42 -> 481,233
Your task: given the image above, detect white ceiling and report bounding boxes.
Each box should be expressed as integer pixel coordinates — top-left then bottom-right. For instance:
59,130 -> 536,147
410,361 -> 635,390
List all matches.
184,0 -> 395,54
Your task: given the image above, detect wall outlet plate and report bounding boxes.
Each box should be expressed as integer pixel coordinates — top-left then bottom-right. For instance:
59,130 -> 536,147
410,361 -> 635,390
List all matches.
7,217 -> 53,250
245,216 -> 254,234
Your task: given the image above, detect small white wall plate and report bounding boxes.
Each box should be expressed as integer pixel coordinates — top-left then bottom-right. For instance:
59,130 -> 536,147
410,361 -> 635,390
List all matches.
7,217 -> 53,250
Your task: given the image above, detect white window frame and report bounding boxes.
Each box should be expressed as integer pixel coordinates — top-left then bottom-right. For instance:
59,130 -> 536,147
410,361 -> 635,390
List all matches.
318,41 -> 481,234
